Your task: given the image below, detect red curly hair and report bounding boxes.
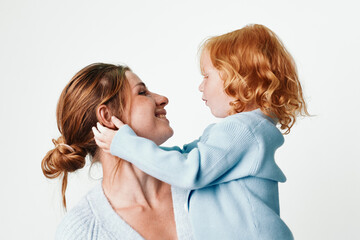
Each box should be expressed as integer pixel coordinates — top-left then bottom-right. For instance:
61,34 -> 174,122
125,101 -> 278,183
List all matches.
200,24 -> 308,134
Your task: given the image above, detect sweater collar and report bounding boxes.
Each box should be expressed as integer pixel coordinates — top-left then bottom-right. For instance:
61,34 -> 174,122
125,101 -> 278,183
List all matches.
86,182 -> 144,239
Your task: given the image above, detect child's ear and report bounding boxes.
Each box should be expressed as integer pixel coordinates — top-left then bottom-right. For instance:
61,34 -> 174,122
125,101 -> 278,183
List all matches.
96,105 -> 116,129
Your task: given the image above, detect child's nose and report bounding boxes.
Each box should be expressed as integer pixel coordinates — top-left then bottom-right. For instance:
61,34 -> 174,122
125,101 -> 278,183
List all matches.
199,80 -> 204,92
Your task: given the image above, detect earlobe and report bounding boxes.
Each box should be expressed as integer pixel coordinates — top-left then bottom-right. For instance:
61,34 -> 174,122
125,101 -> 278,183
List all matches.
96,105 -> 116,129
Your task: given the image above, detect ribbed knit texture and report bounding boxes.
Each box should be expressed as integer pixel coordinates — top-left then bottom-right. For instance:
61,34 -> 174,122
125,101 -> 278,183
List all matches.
111,109 -> 293,240
55,182 -> 194,239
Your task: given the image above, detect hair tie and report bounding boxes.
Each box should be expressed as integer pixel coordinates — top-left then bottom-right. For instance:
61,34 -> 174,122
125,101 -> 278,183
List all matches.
57,143 -> 75,153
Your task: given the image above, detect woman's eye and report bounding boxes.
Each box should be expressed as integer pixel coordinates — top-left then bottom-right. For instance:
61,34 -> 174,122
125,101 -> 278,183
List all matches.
139,89 -> 151,96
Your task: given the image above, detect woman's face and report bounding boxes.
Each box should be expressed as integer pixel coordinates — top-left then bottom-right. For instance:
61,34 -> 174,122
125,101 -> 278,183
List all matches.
125,71 -> 173,145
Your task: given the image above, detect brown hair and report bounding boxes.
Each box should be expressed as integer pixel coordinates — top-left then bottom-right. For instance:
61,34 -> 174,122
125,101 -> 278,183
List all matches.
41,63 -> 130,208
200,24 -> 308,134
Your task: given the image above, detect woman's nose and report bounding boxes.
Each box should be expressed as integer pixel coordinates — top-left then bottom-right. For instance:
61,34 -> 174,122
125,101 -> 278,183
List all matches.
154,93 -> 169,107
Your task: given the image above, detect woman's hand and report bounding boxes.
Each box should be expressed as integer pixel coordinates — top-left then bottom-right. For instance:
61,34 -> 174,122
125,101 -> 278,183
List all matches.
92,116 -> 125,153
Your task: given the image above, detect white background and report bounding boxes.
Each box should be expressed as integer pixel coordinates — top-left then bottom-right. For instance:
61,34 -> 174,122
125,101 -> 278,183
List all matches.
1,0 -> 359,239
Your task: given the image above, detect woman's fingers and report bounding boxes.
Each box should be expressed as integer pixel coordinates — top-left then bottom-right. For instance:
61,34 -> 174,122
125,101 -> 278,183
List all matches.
111,116 -> 124,129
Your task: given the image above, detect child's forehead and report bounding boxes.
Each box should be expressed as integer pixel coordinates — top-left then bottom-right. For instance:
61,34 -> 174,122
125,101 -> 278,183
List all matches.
200,52 -> 217,72
200,66 -> 218,76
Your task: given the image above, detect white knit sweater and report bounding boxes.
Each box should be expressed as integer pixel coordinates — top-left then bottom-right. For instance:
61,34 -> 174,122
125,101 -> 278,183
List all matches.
55,182 -> 193,239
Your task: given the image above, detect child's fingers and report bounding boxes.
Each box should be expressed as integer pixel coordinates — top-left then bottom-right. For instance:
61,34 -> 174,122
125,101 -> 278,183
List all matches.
93,136 -> 102,146
92,126 -> 100,137
111,116 -> 124,129
94,137 -> 104,147
92,126 -> 106,142
94,137 -> 110,153
96,122 -> 107,134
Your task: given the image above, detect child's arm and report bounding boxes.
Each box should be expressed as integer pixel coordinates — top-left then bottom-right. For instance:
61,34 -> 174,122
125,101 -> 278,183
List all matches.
160,139 -> 200,153
93,119 -> 200,154
93,117 -> 256,189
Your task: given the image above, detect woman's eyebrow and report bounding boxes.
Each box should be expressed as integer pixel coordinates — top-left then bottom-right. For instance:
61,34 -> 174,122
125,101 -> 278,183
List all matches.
133,82 -> 146,88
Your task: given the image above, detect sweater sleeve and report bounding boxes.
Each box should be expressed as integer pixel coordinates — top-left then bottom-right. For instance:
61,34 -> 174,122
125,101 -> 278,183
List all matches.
160,139 -> 200,153
110,120 -> 258,189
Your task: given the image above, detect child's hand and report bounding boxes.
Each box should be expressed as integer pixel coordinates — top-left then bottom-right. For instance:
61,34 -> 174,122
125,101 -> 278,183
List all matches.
92,116 -> 125,153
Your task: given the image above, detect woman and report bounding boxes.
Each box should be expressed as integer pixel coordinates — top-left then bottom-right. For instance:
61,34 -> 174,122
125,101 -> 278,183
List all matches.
41,63 -> 193,240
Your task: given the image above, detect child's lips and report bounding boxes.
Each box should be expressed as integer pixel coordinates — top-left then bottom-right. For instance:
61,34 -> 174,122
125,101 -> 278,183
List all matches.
202,98 -> 208,105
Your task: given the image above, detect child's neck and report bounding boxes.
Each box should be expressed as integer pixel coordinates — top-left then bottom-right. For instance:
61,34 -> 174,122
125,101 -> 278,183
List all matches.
242,103 -> 258,113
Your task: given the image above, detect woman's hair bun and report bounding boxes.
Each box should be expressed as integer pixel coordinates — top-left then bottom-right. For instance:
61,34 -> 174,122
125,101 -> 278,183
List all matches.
41,136 -> 87,208
42,137 -> 86,178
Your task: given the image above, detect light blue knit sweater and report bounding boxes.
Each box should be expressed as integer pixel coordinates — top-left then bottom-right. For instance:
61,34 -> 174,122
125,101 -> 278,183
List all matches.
110,109 -> 293,240
55,182 -> 194,239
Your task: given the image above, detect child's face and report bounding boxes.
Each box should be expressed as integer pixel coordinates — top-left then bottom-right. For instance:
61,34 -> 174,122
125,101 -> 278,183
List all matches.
199,50 -> 234,118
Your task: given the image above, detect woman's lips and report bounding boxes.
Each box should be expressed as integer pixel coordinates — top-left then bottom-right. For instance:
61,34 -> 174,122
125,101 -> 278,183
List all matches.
156,114 -> 166,118
155,109 -> 168,120
156,114 -> 169,123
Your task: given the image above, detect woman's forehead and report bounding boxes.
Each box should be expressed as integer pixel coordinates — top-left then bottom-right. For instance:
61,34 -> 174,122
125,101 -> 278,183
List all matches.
125,71 -> 145,88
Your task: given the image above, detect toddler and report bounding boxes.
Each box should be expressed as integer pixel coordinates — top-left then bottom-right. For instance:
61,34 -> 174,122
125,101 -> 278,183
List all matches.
93,24 -> 307,240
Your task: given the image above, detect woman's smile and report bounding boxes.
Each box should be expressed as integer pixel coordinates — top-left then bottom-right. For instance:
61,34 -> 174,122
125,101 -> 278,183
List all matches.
155,109 -> 168,121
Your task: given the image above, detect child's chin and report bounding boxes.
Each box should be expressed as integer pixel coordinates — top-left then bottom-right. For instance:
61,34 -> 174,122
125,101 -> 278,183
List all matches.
211,111 -> 224,118
211,109 -> 229,118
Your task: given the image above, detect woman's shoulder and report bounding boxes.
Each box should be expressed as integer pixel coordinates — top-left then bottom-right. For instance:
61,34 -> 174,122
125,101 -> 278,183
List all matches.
55,184 -> 117,240
56,182 -> 148,240
55,195 -> 96,239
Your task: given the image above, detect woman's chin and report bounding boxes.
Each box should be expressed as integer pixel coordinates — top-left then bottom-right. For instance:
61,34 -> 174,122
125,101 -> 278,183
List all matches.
155,128 -> 174,145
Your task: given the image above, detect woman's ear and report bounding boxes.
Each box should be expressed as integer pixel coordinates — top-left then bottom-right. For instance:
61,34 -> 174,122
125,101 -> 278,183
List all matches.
96,105 -> 116,129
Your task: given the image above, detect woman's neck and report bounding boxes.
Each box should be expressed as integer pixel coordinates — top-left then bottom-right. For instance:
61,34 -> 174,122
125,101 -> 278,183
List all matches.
99,151 -> 171,210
